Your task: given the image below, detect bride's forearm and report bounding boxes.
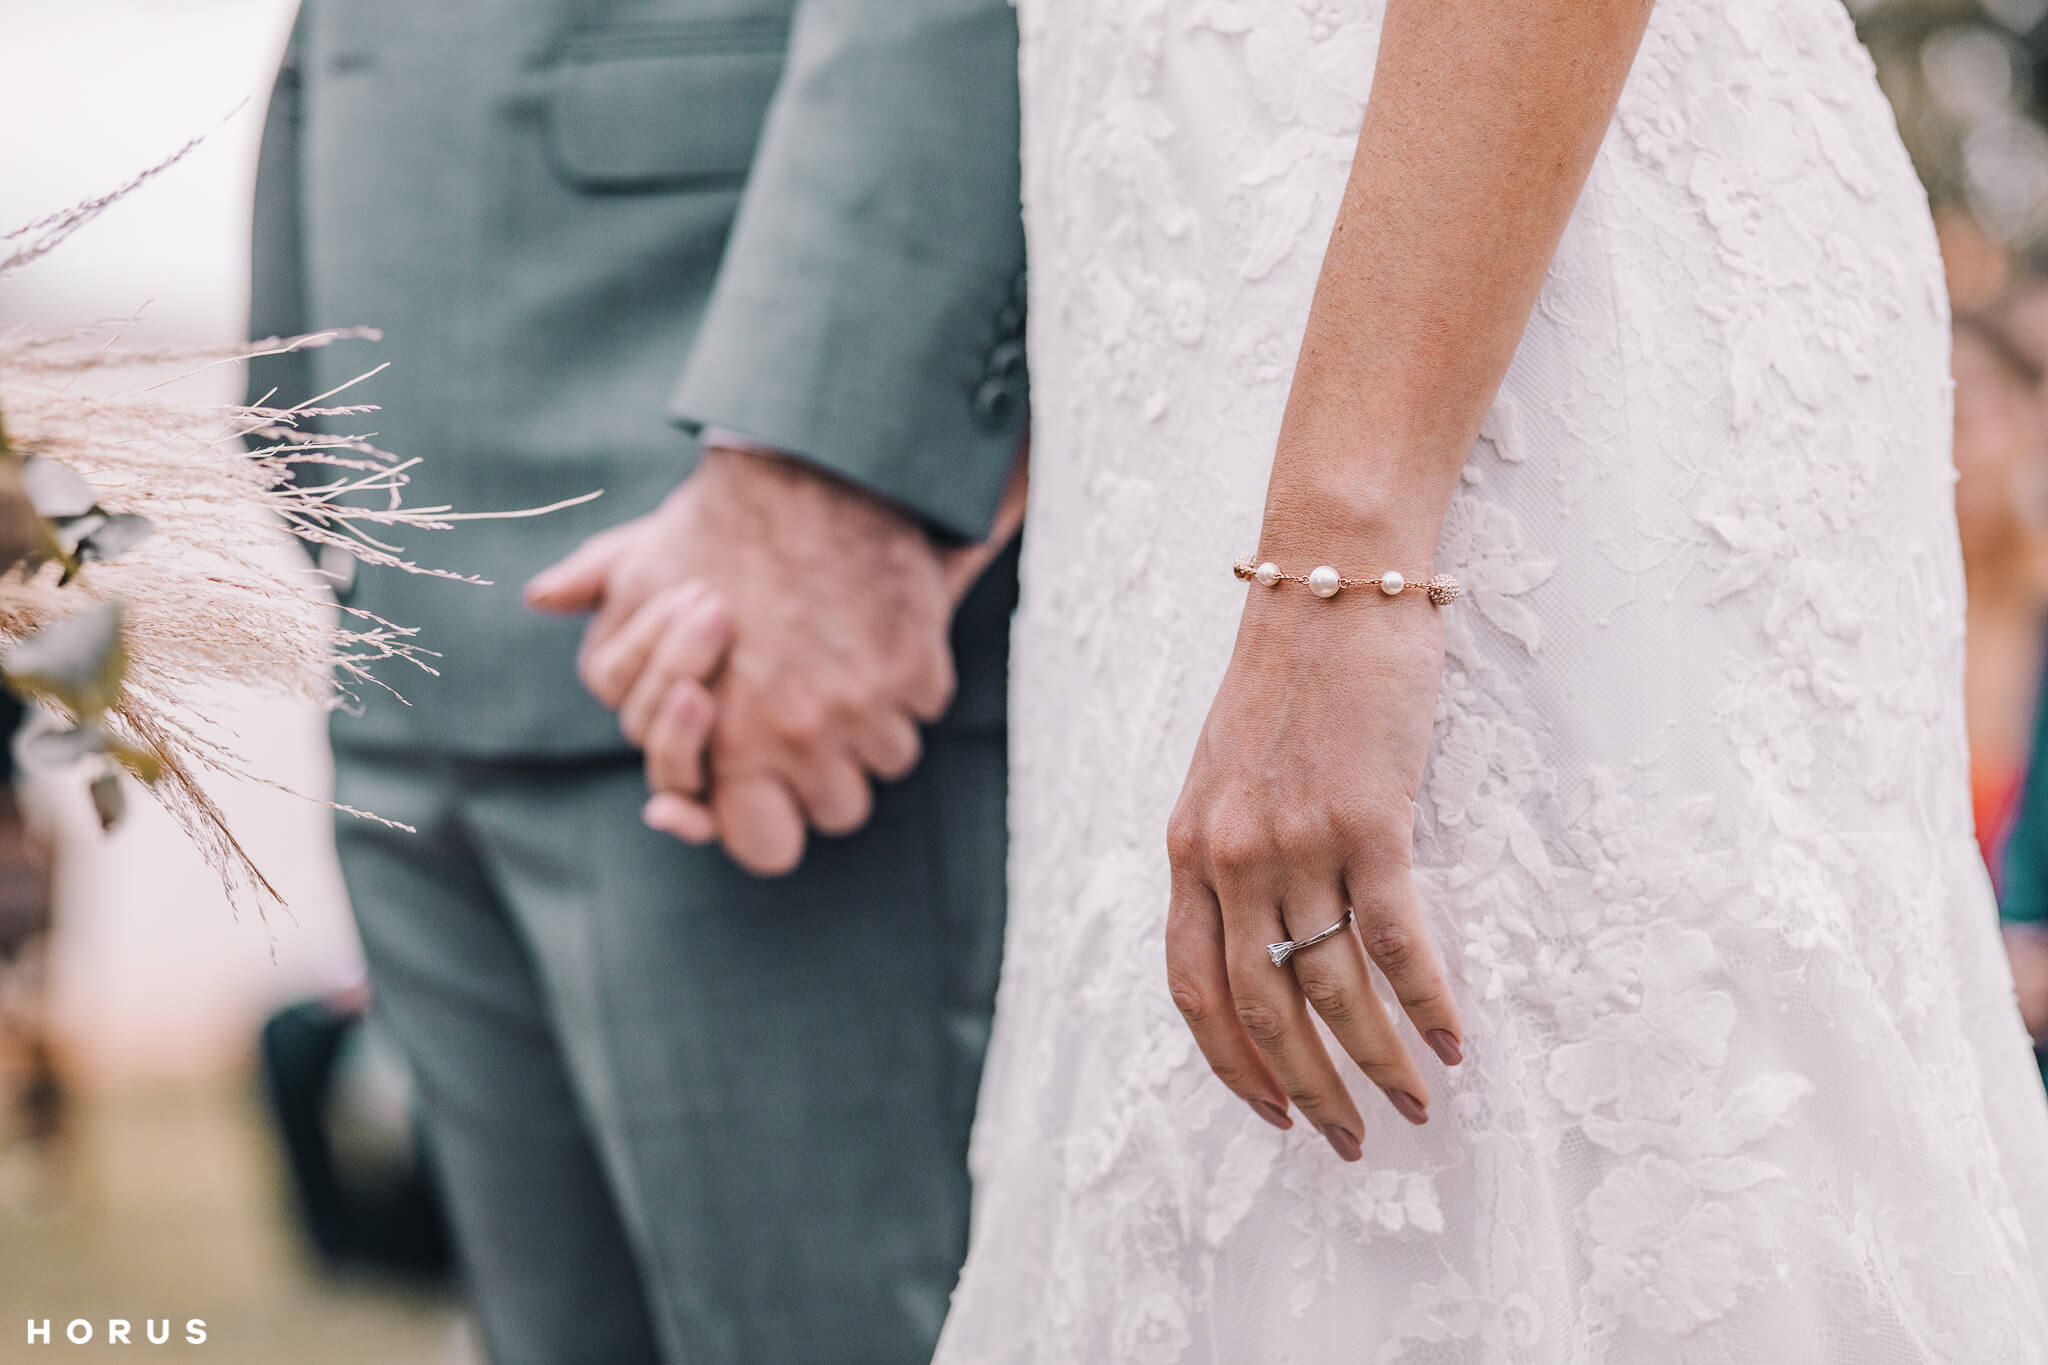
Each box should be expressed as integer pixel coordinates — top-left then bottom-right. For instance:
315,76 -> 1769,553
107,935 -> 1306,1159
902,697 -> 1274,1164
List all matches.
1262,0 -> 1653,562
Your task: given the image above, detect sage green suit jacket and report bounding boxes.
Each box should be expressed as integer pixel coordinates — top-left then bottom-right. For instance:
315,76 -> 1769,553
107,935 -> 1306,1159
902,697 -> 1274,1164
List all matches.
251,0 -> 1026,756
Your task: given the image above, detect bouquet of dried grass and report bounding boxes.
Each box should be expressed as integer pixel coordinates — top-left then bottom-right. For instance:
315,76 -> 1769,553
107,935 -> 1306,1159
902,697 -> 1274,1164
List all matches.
0,154 -> 583,915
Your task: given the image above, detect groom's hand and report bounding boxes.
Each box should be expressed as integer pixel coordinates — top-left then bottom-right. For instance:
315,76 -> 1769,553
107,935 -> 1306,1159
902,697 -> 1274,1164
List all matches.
526,446 -> 957,876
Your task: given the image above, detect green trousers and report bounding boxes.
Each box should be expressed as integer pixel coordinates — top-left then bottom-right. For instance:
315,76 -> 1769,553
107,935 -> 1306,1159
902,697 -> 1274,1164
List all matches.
332,735 -> 1006,1365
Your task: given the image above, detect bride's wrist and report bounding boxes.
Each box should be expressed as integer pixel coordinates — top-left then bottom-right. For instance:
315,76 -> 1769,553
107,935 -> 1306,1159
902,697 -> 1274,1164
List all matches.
1258,425 -> 1463,561
1255,478 -> 1453,570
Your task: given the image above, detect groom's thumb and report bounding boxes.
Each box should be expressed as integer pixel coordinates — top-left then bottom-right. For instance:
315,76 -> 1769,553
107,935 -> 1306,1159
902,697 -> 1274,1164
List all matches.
524,534 -> 616,613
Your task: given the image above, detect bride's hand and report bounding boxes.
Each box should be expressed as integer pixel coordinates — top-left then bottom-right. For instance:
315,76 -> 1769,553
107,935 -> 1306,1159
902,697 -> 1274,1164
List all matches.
1166,581 -> 1463,1160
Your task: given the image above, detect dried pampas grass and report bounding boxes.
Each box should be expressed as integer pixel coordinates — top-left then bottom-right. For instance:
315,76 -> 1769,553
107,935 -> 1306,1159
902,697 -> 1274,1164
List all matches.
0,158 -> 589,916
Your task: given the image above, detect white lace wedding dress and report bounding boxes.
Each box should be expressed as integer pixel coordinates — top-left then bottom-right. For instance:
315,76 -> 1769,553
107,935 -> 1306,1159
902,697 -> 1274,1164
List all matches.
936,1 -> 2048,1361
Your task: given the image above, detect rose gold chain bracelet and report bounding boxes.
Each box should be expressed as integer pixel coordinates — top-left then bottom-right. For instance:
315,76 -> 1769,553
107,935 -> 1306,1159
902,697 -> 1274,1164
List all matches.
1233,557 -> 1461,606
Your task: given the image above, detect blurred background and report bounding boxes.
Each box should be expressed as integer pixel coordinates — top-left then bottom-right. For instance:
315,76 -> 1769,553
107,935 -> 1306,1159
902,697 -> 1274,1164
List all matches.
2,0 -> 2048,1360
0,1 -> 469,1360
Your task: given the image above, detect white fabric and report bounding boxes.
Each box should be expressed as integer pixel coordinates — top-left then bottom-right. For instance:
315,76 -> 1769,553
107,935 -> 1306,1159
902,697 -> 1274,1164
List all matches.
937,1 -> 2048,1361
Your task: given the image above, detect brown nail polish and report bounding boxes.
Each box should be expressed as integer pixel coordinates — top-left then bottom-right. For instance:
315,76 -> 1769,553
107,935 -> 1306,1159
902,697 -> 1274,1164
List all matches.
1321,1123 -> 1363,1162
1251,1099 -> 1292,1131
1426,1029 -> 1464,1066
1388,1089 -> 1428,1126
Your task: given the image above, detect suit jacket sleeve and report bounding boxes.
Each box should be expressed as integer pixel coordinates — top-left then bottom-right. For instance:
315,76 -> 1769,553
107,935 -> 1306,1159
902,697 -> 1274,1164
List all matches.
668,0 -> 1028,541
246,8 -> 311,414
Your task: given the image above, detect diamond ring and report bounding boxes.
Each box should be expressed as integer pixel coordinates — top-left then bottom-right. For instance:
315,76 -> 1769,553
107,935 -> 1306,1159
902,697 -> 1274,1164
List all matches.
1267,909 -> 1355,967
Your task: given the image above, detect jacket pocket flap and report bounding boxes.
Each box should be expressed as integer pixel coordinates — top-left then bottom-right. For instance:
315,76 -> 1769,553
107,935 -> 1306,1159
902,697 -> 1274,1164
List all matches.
549,44 -> 783,189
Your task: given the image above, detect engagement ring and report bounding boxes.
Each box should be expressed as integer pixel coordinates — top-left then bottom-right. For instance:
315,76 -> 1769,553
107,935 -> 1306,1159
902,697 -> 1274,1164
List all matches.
1266,909 -> 1356,967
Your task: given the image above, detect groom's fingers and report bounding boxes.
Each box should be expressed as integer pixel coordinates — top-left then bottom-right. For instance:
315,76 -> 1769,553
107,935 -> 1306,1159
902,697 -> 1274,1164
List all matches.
712,772 -> 807,877
643,789 -> 717,844
850,708 -> 922,782
782,750 -> 874,837
1164,864 -> 1292,1131
643,680 -> 716,795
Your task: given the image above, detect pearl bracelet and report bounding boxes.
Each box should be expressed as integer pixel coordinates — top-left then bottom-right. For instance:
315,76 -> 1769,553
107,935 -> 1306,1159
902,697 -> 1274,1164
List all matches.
1233,557 -> 1462,605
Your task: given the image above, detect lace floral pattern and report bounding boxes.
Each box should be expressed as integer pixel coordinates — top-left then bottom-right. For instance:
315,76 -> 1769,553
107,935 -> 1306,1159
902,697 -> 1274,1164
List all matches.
938,1 -> 2048,1361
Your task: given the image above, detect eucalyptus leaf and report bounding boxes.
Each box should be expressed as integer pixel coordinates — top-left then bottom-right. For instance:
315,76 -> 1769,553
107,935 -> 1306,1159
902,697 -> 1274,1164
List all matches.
89,771 -> 124,830
22,723 -> 104,766
77,513 -> 154,563
20,457 -> 97,520
105,739 -> 162,784
5,600 -> 126,718
53,510 -> 106,555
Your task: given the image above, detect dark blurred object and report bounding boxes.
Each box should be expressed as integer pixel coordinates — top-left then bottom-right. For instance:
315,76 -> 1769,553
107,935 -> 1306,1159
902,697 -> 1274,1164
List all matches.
259,996 -> 453,1278
0,762 -> 62,1213
0,700 -> 44,951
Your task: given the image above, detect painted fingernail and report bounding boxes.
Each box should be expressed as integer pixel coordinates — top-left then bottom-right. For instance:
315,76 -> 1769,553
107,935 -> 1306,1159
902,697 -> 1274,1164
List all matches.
1251,1099 -> 1292,1131
1320,1123 -> 1362,1162
1426,1029 -> 1464,1066
1388,1089 -> 1429,1126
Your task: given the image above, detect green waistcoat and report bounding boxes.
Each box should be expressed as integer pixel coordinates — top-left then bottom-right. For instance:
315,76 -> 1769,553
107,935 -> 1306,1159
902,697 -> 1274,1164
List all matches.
251,0 -> 1026,756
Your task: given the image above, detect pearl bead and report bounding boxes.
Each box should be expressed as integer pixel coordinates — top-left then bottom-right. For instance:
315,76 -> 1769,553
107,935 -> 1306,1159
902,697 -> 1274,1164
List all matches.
1307,565 -> 1342,598
1254,561 -> 1282,587
1379,570 -> 1405,596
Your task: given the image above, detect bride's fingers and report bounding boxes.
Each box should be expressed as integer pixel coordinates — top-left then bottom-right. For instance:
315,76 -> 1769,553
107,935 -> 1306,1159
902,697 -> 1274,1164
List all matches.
1164,866 -> 1292,1131
643,789 -> 717,844
524,525 -> 625,614
581,581 -> 705,708
1280,890 -> 1431,1125
782,749 -> 875,837
618,591 -> 734,746
643,680 -> 716,795
1217,886 -> 1366,1161
1346,852 -> 1465,1067
850,707 -> 922,783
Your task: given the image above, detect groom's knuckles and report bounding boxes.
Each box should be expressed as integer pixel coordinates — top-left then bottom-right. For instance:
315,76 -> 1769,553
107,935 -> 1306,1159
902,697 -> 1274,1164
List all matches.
770,690 -> 830,752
